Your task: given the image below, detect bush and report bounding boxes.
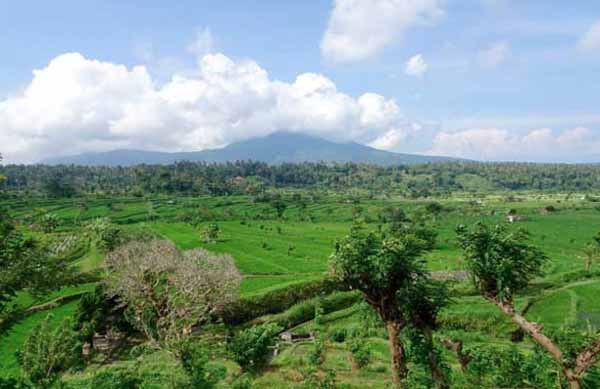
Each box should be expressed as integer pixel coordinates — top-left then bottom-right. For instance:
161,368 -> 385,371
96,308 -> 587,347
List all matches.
175,340 -> 226,388
0,378 -> 30,389
347,337 -> 371,369
329,328 -> 347,343
307,336 -> 325,366
90,366 -> 141,389
222,278 -> 348,325
17,315 -> 80,388
262,291 -> 361,330
74,284 -> 134,344
227,324 -> 281,372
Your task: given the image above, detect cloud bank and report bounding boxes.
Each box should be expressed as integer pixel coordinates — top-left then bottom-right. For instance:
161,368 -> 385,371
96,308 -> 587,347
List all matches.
321,0 -> 444,62
0,52 -> 412,163
427,127 -> 600,162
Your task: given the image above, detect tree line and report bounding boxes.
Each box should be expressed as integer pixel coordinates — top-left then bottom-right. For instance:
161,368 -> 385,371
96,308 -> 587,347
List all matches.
2,160 -> 600,197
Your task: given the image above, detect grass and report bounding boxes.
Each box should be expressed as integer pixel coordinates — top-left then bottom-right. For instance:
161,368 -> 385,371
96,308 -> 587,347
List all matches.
1,193 -> 600,385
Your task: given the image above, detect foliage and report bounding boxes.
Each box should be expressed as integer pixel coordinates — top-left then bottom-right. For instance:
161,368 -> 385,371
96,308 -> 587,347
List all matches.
456,223 -> 547,301
39,213 -> 59,233
0,209 -> 72,313
347,336 -> 371,369
9,161 -> 600,197
203,223 -> 220,243
307,335 -> 326,366
74,284 -> 133,343
16,315 -> 80,388
174,340 -> 226,388
227,323 -> 281,373
222,278 -> 347,325
329,222 -> 443,387
89,366 -> 141,389
298,367 -> 338,389
460,345 -> 557,388
104,240 -> 241,346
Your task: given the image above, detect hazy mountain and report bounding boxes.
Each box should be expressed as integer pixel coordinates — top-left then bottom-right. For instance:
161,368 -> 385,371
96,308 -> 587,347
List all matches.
41,132 -> 459,166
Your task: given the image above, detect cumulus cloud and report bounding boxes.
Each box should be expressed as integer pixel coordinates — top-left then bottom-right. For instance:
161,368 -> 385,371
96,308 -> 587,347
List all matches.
0,52 -> 412,163
405,54 -> 428,76
578,20 -> 600,51
427,127 -> 600,162
479,41 -> 510,67
321,0 -> 444,63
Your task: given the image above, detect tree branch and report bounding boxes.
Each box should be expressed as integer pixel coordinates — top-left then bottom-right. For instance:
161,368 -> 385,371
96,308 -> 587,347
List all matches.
575,338 -> 600,377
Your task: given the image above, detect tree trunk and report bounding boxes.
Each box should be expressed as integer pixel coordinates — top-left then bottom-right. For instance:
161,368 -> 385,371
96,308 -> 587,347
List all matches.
386,321 -> 407,388
422,327 -> 449,389
442,339 -> 471,372
492,298 -> 583,388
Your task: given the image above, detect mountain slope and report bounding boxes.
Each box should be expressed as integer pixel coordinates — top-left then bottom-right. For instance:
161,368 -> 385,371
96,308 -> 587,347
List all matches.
42,132 -> 459,166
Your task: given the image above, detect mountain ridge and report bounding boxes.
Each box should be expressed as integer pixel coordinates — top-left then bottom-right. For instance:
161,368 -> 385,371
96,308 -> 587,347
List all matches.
41,132 -> 460,166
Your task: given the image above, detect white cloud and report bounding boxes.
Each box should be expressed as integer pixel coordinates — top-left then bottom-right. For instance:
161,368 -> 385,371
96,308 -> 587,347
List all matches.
369,129 -> 406,150
0,52 -> 412,163
479,41 -> 510,67
427,127 -> 600,162
321,0 -> 444,63
578,20 -> 600,51
405,54 -> 428,76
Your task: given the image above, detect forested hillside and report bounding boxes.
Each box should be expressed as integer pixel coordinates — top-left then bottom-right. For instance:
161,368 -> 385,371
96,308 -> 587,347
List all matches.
2,161 -> 600,198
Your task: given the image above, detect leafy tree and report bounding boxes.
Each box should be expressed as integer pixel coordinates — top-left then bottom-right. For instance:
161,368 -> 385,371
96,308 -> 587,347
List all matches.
329,223 -> 447,388
227,323 -> 281,373
104,240 -> 241,347
0,210 -> 72,313
457,223 -> 600,389
203,223 -> 220,243
271,198 -> 287,219
17,315 -> 80,388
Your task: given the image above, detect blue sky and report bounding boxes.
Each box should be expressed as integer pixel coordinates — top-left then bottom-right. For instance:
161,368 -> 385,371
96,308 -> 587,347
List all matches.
1,0 -> 600,163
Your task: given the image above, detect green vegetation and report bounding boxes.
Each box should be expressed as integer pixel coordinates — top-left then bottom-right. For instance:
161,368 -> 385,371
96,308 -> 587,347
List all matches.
1,161 -> 600,387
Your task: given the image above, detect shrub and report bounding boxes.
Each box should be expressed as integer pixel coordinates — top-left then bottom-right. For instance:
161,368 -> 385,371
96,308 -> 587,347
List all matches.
222,278 -> 348,325
347,337 -> 371,369
307,335 -> 325,366
17,315 -> 80,388
263,292 -> 361,330
227,323 -> 281,372
90,366 -> 141,389
175,340 -> 226,388
329,328 -> 347,343
74,284 -> 133,344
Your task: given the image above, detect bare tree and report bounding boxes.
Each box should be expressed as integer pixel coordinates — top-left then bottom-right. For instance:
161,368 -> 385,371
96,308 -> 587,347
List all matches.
104,240 -> 241,348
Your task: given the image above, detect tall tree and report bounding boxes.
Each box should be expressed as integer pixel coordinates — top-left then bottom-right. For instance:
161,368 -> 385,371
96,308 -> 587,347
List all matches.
330,223 -> 447,388
457,223 -> 600,389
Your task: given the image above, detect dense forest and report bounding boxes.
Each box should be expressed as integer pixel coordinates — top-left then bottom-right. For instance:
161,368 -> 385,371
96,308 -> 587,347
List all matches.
2,161 -> 600,197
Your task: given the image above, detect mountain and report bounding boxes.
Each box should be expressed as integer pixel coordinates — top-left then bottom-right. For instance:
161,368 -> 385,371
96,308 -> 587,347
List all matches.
41,132 -> 459,166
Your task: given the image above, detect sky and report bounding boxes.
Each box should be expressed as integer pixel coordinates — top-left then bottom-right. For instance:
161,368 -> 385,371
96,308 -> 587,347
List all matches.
1,0 -> 600,164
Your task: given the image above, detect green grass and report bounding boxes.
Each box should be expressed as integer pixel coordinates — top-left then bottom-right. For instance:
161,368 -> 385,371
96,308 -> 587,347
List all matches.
2,193 -> 600,385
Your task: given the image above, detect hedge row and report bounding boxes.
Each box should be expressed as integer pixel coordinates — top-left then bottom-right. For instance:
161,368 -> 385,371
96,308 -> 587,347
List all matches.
254,290 -> 361,330
221,277 -> 349,325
